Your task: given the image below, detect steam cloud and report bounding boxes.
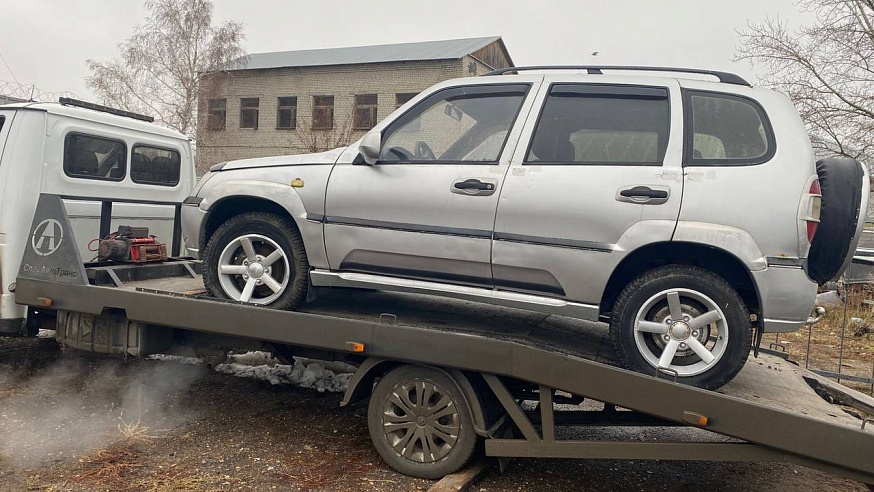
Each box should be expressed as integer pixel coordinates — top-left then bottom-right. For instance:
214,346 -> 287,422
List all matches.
0,354 -> 204,467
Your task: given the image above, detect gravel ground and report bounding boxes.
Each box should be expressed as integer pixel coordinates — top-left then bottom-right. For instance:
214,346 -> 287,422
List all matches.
0,336 -> 870,491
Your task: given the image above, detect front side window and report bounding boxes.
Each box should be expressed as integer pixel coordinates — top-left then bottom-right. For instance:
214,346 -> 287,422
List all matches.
684,90 -> 774,166
353,94 -> 378,130
0,115 -> 5,132
526,84 -> 670,165
313,95 -> 334,130
277,96 -> 297,129
131,145 -> 181,186
63,133 -> 126,181
379,84 -> 529,164
207,99 -> 226,131
240,98 -> 259,129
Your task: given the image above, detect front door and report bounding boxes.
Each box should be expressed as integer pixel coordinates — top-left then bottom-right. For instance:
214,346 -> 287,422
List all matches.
492,78 -> 684,310
325,83 -> 535,287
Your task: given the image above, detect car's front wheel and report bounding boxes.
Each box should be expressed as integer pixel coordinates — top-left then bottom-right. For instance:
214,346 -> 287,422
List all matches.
202,212 -> 309,310
610,265 -> 751,390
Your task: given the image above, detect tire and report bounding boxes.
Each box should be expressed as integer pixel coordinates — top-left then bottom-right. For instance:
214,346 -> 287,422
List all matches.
610,265 -> 751,390
202,212 -> 309,310
367,365 -> 479,479
808,158 -> 865,284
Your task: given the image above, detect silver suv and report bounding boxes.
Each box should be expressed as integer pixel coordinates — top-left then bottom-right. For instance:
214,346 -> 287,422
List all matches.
182,66 -> 868,389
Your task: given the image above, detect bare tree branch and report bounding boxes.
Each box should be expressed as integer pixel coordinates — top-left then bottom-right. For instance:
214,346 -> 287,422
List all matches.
86,0 -> 245,141
736,0 -> 874,161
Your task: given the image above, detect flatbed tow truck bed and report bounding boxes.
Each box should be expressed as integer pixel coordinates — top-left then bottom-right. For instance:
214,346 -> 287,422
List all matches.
12,194 -> 874,485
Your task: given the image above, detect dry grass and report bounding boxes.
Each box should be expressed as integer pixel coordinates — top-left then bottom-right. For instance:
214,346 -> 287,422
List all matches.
117,418 -> 158,443
271,441 -> 381,491
74,445 -> 144,487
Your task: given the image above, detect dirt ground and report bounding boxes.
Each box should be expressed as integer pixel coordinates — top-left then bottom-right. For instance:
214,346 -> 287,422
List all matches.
0,336 -> 870,492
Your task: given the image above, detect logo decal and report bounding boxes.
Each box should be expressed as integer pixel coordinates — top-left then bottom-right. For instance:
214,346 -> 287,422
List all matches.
31,219 -> 64,256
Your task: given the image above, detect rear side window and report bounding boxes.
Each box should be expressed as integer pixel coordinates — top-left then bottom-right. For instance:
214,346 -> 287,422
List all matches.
63,133 -> 126,181
684,90 -> 774,166
0,116 -> 5,132
525,84 -> 670,165
131,145 -> 181,186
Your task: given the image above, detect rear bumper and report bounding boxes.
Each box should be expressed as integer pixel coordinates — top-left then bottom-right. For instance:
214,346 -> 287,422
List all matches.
753,266 -> 817,333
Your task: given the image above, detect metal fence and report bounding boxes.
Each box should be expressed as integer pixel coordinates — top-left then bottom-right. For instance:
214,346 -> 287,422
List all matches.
770,249 -> 874,395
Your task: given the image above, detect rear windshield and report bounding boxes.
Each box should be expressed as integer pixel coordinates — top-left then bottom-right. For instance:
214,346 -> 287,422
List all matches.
684,90 -> 775,166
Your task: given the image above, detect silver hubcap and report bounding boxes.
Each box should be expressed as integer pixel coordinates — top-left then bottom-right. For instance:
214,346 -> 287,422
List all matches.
633,288 -> 728,377
381,380 -> 460,463
217,234 -> 291,304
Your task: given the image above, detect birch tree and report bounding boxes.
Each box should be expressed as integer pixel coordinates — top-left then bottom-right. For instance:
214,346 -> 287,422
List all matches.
86,0 -> 245,139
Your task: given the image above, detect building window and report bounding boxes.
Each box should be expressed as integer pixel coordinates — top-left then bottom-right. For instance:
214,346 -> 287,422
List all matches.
395,93 -> 417,109
207,99 -> 226,131
277,96 -> 297,130
312,95 -> 334,130
240,97 -> 259,129
131,145 -> 181,186
63,133 -> 127,181
353,94 -> 378,130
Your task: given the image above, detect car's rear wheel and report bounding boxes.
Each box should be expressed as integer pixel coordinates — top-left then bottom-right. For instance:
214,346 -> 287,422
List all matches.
611,265 -> 751,390
202,212 -> 309,310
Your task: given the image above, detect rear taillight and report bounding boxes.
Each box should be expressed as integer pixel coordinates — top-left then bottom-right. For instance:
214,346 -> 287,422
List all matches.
806,180 -> 822,242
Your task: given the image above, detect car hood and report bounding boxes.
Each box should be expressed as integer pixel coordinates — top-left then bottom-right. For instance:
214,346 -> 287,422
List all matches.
219,147 -> 346,171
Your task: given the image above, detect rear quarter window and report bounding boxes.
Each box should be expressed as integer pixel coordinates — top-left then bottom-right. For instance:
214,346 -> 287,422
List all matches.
63,133 -> 126,181
131,145 -> 181,186
684,90 -> 775,166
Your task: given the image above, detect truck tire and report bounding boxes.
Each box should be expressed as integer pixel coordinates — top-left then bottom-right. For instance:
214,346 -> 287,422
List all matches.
202,212 -> 309,310
368,365 -> 479,479
808,158 -> 866,284
610,265 -> 751,390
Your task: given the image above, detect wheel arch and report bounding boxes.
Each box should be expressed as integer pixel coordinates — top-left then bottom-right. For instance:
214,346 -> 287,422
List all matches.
342,358 -> 499,438
201,195 -> 295,250
600,242 -> 760,321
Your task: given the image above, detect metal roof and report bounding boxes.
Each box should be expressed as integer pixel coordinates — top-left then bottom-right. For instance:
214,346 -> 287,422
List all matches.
228,36 -> 504,71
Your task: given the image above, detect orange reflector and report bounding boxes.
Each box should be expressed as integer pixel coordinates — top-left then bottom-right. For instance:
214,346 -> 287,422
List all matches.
682,411 -> 709,427
36,297 -> 53,307
345,342 -> 365,353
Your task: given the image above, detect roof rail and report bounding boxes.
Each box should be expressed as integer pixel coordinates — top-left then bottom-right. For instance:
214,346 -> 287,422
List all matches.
482,66 -> 751,86
58,97 -> 155,123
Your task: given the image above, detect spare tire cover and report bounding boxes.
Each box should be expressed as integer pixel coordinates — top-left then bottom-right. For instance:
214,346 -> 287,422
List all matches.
808,158 -> 865,283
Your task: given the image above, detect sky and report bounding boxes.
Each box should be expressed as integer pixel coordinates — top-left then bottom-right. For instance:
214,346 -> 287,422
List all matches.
0,0 -> 814,101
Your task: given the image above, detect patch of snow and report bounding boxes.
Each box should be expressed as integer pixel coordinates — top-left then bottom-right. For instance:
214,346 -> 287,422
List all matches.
815,291 -> 841,308
214,358 -> 352,393
37,329 -> 55,339
147,354 -> 204,365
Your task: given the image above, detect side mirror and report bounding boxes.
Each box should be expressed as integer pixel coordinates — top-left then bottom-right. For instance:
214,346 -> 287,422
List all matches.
357,131 -> 381,165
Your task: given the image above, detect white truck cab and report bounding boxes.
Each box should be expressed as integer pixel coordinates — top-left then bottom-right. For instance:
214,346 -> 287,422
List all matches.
0,99 -> 194,334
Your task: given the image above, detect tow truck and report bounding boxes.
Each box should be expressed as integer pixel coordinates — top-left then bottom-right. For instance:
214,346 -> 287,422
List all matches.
13,193 -> 874,485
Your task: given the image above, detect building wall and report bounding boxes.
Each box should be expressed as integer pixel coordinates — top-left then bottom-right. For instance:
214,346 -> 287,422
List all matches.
196,57 -> 493,172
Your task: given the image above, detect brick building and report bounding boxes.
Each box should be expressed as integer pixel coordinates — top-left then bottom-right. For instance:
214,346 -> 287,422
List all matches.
196,36 -> 513,172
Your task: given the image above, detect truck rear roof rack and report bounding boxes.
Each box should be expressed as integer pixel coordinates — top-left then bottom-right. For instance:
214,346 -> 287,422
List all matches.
483,65 -> 751,86
58,97 -> 155,123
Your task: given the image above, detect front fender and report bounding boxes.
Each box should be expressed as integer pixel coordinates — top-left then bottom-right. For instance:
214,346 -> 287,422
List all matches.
200,179 -> 328,269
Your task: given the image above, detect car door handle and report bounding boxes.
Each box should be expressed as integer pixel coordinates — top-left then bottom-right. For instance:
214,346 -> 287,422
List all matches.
616,185 -> 670,204
451,178 -> 497,196
454,179 -> 494,191
619,186 -> 668,199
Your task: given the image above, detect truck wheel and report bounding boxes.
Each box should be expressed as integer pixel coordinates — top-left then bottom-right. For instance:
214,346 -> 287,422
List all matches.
368,365 -> 479,479
808,158 -> 866,284
610,265 -> 751,390
202,212 -> 309,310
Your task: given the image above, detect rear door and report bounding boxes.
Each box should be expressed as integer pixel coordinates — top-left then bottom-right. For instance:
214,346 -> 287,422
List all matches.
492,77 -> 684,308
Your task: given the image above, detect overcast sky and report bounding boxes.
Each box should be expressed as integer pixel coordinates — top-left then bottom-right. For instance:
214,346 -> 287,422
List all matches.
1,0 -> 813,101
